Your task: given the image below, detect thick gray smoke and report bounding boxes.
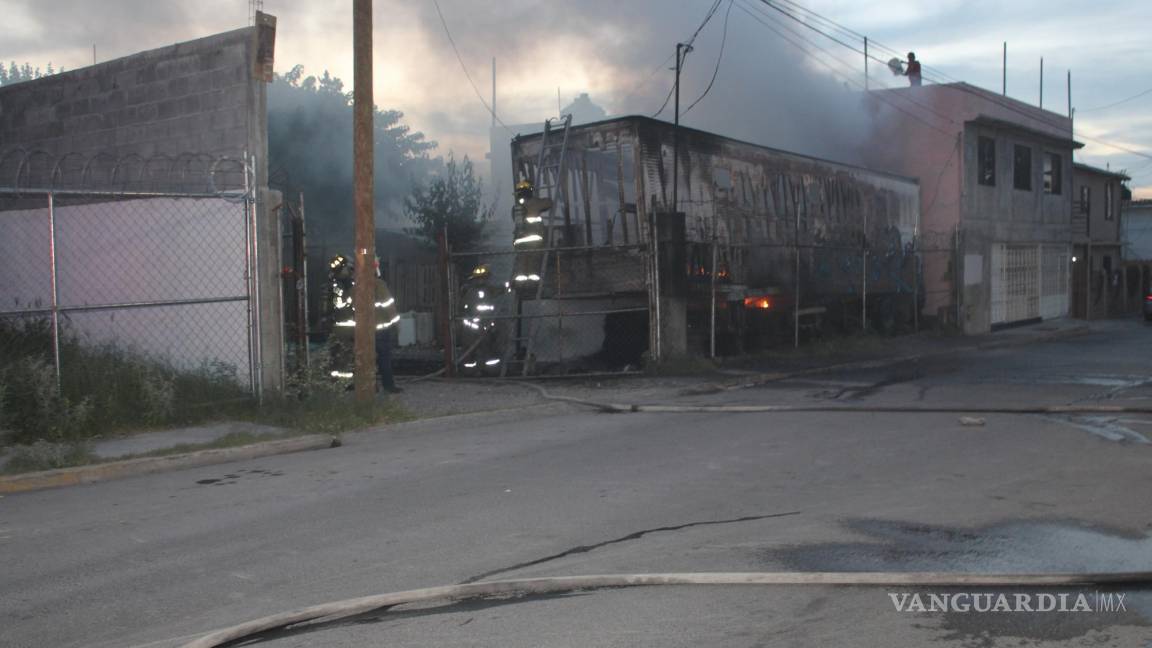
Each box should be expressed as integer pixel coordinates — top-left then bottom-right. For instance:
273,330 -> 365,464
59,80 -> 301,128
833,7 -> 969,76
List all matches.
413,0 -> 878,166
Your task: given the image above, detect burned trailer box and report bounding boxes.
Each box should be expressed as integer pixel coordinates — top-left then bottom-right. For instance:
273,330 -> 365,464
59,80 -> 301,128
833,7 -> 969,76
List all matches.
509,116 -> 919,363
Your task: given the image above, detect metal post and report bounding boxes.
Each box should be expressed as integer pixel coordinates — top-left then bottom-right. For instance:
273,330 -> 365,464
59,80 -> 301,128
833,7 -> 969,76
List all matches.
1002,42 -> 1007,96
710,233 -> 717,358
954,227 -> 961,327
672,43 -> 689,214
913,230 -> 920,333
864,37 -> 869,91
1067,70 -> 1072,118
47,192 -> 62,392
352,0 -> 377,402
1039,57 -> 1044,109
246,154 -> 264,401
861,211 -> 868,331
298,192 -> 310,368
437,227 -> 456,377
793,205 -> 800,349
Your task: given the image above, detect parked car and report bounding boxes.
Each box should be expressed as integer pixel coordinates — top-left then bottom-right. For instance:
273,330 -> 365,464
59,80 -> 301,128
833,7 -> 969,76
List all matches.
1145,293 -> 1152,321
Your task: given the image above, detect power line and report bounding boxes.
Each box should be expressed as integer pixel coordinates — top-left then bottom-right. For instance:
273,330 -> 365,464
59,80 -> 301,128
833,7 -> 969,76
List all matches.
1079,87 -> 1152,113
653,0 -> 724,117
756,0 -> 1152,167
431,0 -> 510,133
683,0 -> 734,116
733,0 -> 956,134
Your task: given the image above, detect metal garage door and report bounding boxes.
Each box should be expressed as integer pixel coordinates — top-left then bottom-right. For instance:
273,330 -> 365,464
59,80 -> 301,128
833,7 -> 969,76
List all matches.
991,244 -> 1039,325
1039,244 -> 1070,319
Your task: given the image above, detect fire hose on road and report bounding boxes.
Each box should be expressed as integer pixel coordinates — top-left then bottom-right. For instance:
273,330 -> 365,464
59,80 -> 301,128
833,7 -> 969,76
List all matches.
179,571 -> 1152,648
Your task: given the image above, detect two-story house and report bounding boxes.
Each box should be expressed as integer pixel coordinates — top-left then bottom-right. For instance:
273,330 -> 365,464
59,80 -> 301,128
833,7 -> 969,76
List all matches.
867,82 -> 1080,333
1070,163 -> 1129,318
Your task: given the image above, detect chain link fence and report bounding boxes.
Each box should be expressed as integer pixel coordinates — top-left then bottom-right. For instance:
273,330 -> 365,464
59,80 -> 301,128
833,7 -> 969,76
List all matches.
447,244 -> 651,377
0,150 -> 260,440
693,228 -> 958,353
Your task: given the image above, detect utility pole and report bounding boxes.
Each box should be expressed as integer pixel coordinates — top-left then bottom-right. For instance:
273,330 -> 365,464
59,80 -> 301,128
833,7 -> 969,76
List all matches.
352,0 -> 377,402
864,37 -> 869,90
491,57 -> 496,128
672,42 -> 691,213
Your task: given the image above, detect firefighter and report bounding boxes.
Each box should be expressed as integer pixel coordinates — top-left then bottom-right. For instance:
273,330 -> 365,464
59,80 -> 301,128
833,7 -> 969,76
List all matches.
511,179 -> 551,290
325,254 -> 402,392
459,264 -> 502,373
373,258 -> 402,393
904,52 -> 922,86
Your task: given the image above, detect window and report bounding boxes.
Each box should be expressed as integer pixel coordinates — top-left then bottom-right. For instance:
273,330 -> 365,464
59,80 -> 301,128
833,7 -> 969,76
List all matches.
1105,182 -> 1114,220
1043,153 -> 1062,194
977,137 -> 996,186
1013,145 -> 1032,191
1080,185 -> 1091,216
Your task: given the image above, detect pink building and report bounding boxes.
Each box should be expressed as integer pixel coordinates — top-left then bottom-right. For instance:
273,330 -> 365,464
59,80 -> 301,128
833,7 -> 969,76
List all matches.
866,83 -> 1079,333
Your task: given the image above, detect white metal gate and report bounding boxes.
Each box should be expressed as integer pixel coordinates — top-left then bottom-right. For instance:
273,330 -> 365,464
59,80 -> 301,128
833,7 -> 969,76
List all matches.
1040,244 -> 1070,319
991,243 -> 1069,325
991,244 -> 1039,325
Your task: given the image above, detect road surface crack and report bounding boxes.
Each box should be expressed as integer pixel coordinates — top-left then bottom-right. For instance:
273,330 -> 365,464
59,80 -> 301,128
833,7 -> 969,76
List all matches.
460,510 -> 802,584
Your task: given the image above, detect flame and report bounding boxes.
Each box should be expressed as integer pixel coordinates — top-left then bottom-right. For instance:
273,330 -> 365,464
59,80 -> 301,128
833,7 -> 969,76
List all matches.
744,296 -> 772,310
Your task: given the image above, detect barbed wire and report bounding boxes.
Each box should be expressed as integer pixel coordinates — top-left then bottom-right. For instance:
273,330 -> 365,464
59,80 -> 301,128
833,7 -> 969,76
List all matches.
0,148 -> 254,199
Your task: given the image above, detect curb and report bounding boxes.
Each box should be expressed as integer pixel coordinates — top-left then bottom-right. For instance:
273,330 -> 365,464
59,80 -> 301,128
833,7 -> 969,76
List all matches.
0,434 -> 339,495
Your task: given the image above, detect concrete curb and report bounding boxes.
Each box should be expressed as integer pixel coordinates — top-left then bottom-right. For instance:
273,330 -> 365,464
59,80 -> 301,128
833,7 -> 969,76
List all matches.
683,325 -> 1091,396
0,434 -> 339,495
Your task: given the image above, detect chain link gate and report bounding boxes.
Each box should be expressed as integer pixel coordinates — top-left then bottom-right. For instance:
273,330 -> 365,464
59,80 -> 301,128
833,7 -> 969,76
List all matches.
0,150 -> 263,433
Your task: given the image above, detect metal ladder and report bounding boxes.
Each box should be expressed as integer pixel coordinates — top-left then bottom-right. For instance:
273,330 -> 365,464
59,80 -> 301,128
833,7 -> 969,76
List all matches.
502,114 -> 572,376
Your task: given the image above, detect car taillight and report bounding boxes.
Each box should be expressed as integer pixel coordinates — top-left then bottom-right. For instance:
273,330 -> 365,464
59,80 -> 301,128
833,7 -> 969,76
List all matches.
1146,295 -> 1152,302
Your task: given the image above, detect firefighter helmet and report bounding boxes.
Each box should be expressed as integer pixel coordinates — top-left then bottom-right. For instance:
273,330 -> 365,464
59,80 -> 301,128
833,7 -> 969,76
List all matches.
470,264 -> 490,279
515,179 -> 534,205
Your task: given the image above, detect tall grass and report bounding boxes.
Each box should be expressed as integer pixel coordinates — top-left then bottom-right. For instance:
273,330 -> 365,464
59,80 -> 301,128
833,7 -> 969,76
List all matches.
0,316 -> 247,444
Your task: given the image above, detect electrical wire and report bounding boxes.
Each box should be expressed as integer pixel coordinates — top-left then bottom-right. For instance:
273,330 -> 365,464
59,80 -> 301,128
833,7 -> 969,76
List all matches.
1074,87 -> 1152,113
683,0 -> 734,116
653,0 -> 724,117
431,0 -> 510,133
753,0 -> 1152,164
730,0 -> 954,136
737,0 -> 959,129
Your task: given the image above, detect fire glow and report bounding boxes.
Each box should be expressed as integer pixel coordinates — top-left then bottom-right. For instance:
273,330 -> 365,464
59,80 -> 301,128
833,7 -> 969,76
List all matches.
744,296 -> 772,310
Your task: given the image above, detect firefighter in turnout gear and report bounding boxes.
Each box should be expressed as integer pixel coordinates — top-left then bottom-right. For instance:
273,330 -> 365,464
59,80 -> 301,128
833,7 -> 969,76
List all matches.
511,179 -> 552,291
459,264 -> 502,374
326,254 -> 402,392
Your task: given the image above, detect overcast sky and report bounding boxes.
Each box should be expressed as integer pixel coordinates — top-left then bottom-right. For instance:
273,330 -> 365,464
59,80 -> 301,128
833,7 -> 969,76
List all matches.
3,0 -> 1149,196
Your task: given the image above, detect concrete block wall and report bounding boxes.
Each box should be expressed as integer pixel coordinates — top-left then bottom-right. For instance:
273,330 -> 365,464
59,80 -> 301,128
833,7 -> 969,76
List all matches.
0,18 -> 283,395
0,27 -> 259,172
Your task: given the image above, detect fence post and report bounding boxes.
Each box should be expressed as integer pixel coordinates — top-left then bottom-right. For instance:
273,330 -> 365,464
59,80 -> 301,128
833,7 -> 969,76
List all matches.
793,210 -> 800,349
437,227 -> 456,377
47,192 -> 62,393
913,232 -> 920,333
861,216 -> 868,332
710,233 -> 717,358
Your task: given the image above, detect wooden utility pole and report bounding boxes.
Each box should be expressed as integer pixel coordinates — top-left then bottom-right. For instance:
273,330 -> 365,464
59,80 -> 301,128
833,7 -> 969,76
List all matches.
352,0 -> 377,402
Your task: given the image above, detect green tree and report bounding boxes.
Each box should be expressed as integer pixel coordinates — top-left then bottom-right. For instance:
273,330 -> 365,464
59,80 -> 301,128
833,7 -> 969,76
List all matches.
267,64 -> 438,246
0,61 -> 58,86
404,155 -> 490,250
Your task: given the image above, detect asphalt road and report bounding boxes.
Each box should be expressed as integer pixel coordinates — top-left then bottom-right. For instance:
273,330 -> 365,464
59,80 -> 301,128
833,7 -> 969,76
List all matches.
3,320 -> 1152,648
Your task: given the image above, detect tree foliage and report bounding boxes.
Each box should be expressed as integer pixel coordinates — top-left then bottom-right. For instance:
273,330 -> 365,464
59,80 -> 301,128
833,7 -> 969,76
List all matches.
0,61 -> 61,86
268,64 -> 438,245
404,155 -> 490,250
